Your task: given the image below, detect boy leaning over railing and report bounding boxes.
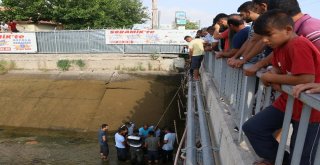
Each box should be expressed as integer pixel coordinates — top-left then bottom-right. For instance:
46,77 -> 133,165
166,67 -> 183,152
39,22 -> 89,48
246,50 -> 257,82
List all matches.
242,10 -> 320,165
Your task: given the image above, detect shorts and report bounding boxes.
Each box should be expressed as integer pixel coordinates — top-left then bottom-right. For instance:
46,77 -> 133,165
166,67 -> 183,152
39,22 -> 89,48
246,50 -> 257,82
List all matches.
191,55 -> 203,69
147,150 -> 159,160
100,144 -> 109,157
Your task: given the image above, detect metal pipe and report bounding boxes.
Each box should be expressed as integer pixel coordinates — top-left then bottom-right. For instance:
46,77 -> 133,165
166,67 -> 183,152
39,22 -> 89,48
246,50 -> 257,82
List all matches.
186,78 -> 196,165
174,127 -> 187,165
195,81 -> 215,165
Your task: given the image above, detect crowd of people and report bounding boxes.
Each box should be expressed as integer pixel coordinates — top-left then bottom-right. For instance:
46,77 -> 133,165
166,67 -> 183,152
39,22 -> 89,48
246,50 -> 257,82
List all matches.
98,122 -> 176,164
0,20 -> 19,33
185,0 -> 320,164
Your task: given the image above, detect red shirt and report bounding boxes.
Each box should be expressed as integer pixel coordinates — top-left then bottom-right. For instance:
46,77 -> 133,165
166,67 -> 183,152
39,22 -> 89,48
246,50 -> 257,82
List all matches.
272,36 -> 320,122
8,22 -> 17,31
221,29 -> 230,52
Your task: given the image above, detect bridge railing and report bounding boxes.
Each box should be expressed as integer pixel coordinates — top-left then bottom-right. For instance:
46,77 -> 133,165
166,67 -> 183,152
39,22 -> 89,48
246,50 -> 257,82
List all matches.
184,76 -> 215,165
202,51 -> 320,165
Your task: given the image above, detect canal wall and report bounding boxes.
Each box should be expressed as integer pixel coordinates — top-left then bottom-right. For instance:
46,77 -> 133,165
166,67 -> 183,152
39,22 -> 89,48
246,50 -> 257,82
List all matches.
0,54 -> 185,72
0,73 -> 181,132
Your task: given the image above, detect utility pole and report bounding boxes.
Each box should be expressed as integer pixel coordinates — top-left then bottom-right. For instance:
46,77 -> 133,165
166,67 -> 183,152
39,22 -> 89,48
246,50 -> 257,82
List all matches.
152,0 -> 158,29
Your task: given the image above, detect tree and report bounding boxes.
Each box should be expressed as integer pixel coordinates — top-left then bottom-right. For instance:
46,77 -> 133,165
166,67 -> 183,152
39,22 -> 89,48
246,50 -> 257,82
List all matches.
0,0 -> 149,29
0,0 -> 54,22
185,20 -> 199,30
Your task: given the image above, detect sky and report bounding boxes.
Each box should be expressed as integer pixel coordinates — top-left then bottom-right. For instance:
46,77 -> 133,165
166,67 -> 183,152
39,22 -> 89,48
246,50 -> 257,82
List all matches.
142,0 -> 320,28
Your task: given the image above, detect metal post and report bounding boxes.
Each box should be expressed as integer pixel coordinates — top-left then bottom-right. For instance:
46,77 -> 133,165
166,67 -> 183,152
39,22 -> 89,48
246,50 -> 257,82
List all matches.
238,76 -> 248,142
186,78 -> 196,165
195,81 -> 215,165
290,104 -> 312,165
275,95 -> 294,165
314,142 -> 320,165
254,80 -> 264,114
54,29 -> 58,54
237,74 -> 256,142
263,87 -> 272,109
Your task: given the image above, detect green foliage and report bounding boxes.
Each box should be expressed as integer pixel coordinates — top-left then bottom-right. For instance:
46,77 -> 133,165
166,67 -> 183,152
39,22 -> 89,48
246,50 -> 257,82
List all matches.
57,60 -> 71,71
74,60 -> 85,70
0,60 -> 15,74
0,0 -> 149,29
185,20 -> 199,30
57,59 -> 86,71
150,53 -> 159,60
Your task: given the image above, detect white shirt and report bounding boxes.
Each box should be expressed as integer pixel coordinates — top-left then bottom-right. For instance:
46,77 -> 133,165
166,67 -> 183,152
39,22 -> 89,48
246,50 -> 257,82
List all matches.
0,23 -> 8,32
127,123 -> 135,136
203,33 -> 218,44
115,133 -> 125,148
162,133 -> 176,151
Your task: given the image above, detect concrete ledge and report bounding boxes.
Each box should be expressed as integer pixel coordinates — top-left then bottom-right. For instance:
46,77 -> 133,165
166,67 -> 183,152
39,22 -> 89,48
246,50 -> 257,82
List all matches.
0,53 -> 183,72
201,71 -> 257,165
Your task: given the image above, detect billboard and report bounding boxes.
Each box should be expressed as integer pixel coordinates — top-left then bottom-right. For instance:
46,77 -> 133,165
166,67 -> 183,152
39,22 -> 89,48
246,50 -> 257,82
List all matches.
105,29 -> 197,45
0,33 -> 37,53
175,11 -> 187,25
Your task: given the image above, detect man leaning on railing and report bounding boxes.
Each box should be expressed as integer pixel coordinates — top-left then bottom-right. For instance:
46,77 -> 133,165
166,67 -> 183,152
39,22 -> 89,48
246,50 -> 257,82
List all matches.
244,0 -> 320,77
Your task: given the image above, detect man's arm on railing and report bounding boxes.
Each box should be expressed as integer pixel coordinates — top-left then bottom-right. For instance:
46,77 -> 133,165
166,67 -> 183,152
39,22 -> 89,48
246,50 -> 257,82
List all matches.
244,53 -> 273,76
216,49 -> 238,59
233,40 -> 266,68
261,72 -> 315,86
231,39 -> 249,59
227,39 -> 250,67
293,83 -> 320,98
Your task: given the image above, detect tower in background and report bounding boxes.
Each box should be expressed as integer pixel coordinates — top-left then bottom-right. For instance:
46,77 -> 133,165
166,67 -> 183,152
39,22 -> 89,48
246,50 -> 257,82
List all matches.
151,0 -> 158,29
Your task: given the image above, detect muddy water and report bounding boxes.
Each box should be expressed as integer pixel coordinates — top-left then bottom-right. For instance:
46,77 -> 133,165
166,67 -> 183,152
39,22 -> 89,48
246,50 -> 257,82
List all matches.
0,73 -> 184,164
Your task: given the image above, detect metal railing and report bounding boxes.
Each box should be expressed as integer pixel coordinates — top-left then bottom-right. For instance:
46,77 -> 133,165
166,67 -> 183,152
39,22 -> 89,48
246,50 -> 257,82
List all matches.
275,85 -> 320,165
203,52 -> 256,142
195,81 -> 215,165
202,51 -> 320,164
35,30 -> 184,54
186,77 -> 197,165
182,76 -> 215,165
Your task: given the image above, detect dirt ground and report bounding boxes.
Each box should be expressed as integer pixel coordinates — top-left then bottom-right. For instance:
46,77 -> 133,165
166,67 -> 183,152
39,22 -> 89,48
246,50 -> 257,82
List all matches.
0,72 -> 184,164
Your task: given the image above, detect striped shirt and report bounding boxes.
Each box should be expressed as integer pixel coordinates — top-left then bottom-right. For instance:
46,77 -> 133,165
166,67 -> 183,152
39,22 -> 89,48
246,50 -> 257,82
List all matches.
294,14 -> 320,50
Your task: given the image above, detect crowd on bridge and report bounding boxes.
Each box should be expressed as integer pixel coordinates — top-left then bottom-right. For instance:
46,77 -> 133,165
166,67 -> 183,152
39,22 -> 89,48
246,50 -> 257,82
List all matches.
0,20 -> 19,33
98,122 -> 176,165
184,0 -> 320,164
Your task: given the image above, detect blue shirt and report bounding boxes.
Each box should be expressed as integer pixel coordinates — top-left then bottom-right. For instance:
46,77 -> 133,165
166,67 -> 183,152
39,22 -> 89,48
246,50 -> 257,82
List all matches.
139,127 -> 153,138
232,26 -> 250,49
98,129 -> 107,146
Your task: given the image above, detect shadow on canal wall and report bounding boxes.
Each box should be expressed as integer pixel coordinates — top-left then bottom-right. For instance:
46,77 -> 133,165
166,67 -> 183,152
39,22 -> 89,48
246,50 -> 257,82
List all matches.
0,72 -> 183,133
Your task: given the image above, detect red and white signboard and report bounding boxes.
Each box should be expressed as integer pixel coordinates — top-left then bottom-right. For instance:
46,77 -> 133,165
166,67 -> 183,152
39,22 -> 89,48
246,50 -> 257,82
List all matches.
105,29 -> 197,45
0,33 -> 37,53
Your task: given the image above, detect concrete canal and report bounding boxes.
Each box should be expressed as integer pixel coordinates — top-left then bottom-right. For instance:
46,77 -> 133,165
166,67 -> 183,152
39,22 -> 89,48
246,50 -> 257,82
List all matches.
0,72 -> 184,164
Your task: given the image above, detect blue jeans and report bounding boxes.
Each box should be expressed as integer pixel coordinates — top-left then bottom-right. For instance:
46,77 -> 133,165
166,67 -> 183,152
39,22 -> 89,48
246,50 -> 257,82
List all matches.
148,150 -> 159,161
242,105 -> 320,165
162,150 -> 173,163
116,147 -> 127,161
